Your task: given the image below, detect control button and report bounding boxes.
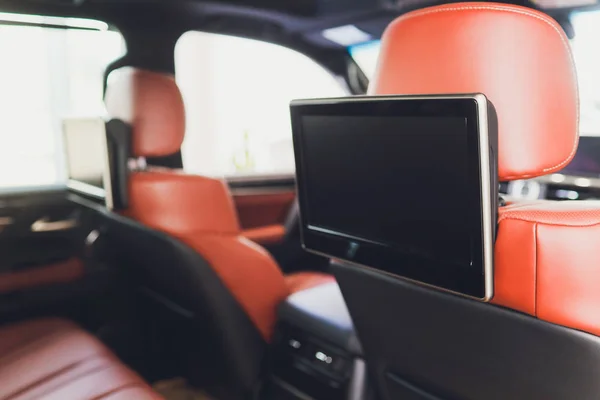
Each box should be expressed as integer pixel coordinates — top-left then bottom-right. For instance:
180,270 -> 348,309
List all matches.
315,351 -> 333,365
288,339 -> 302,350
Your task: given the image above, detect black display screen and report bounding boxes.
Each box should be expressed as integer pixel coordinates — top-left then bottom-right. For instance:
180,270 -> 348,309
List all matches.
562,136 -> 600,177
291,96 -> 495,300
302,116 -> 471,267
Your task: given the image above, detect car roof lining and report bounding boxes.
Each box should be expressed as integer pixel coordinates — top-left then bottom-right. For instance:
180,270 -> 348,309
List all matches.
0,0 -> 594,48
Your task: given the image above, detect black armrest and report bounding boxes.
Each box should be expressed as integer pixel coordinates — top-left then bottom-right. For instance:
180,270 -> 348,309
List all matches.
278,282 -> 362,356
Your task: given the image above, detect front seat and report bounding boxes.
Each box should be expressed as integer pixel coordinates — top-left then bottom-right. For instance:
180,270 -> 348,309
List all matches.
333,3 -> 600,400
103,67 -> 333,399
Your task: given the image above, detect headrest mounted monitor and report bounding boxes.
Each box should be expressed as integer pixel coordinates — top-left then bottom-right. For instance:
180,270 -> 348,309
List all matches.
291,95 -> 498,300
63,117 -> 114,209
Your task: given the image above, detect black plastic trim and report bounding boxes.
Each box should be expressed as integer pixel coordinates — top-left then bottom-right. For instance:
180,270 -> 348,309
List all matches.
334,262 -> 600,400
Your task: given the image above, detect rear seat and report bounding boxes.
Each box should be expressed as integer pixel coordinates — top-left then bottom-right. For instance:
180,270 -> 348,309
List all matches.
0,318 -> 161,399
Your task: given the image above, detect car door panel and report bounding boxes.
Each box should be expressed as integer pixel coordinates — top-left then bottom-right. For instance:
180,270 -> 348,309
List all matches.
0,189 -> 81,268
234,191 -> 296,230
0,188 -> 110,319
0,257 -> 83,294
229,175 -> 296,245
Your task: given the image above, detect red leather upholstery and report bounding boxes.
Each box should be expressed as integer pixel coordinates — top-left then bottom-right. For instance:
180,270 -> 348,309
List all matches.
106,67 -> 335,342
374,3 -> 600,337
128,169 -> 332,340
371,2 -> 578,181
0,258 -> 83,294
105,68 -> 185,158
0,318 -> 160,399
493,201 -> 600,336
129,169 -> 240,235
128,170 -> 289,339
242,225 -> 286,245
233,192 -> 296,230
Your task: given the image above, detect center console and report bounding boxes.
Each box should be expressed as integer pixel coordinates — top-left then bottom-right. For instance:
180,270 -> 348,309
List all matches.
265,281 -> 368,400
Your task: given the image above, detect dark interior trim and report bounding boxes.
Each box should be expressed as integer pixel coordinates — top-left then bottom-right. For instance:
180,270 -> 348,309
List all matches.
334,261 -> 600,400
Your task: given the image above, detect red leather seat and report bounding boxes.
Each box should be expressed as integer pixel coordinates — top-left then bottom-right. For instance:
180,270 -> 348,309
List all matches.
329,4 -> 600,399
104,67 -> 334,398
370,1 -> 594,335
0,318 -> 160,399
105,67 -> 334,340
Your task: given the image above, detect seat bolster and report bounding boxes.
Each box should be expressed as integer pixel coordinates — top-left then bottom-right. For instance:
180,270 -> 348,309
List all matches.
493,200 -> 600,336
182,234 -> 289,341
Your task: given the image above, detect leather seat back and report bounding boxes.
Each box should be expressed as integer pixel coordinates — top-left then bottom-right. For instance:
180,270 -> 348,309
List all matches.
100,209 -> 267,399
334,3 -> 600,399
104,67 -> 288,399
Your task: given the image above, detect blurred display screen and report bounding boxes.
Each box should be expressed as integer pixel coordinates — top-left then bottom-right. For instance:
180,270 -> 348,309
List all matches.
562,136 -> 600,177
63,117 -> 110,202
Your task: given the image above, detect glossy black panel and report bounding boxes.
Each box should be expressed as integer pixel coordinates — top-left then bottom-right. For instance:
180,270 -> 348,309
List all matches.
334,262 -> 600,400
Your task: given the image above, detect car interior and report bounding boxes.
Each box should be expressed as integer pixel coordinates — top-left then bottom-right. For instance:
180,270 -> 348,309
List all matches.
0,0 -> 599,399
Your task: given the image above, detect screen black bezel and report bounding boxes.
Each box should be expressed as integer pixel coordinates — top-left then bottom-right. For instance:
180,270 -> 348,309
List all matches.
291,96 -> 488,299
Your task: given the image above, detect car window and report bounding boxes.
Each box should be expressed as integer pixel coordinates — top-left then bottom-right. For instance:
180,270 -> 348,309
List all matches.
0,15 -> 125,191
175,31 -> 348,177
350,10 -> 600,137
570,10 -> 600,135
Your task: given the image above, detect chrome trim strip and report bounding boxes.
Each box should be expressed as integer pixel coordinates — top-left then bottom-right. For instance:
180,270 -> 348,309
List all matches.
31,217 -> 78,232
292,93 -> 482,106
474,93 -> 494,302
348,359 -> 368,400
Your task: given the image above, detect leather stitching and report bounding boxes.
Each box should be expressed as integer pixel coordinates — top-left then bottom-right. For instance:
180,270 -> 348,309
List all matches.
4,357 -> 109,400
90,383 -> 147,400
391,4 -> 580,179
498,216 -> 600,227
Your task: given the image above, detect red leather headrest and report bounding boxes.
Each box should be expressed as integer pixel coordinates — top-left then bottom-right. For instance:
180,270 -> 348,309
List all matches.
105,67 -> 185,158
371,3 -> 579,181
128,170 -> 241,236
